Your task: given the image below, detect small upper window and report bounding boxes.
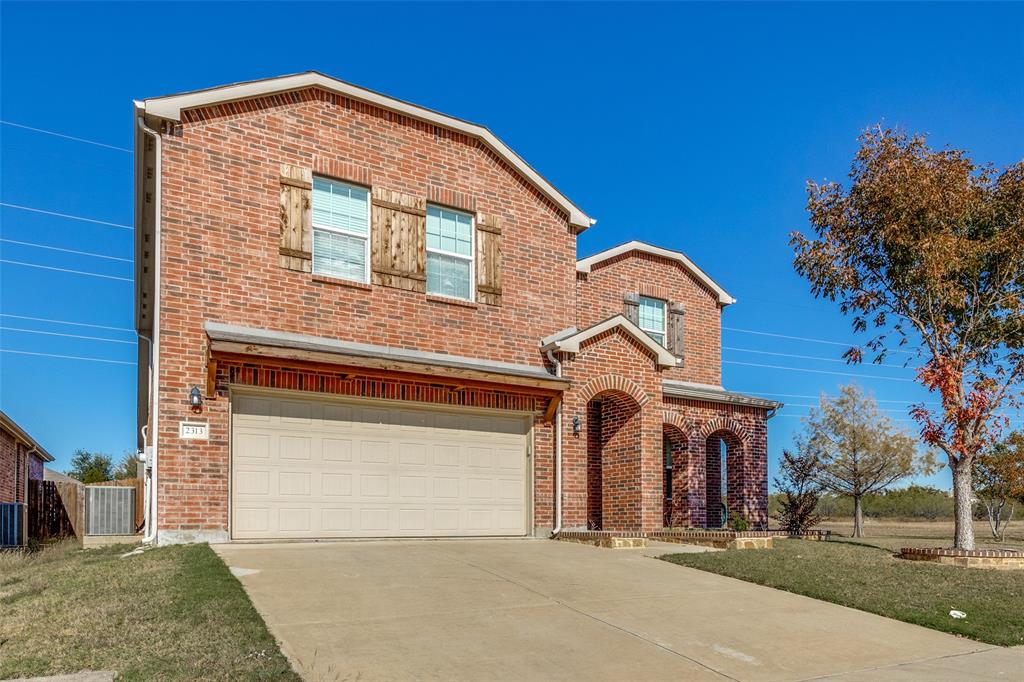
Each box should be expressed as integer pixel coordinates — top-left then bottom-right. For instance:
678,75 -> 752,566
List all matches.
426,205 -> 474,300
638,296 -> 666,346
312,177 -> 370,283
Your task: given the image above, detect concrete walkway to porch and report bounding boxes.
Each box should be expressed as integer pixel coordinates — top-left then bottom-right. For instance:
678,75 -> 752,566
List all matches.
214,538 -> 1023,681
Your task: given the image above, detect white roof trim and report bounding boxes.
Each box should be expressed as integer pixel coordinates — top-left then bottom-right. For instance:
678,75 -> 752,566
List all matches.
140,71 -> 594,231
541,315 -> 679,367
576,240 -> 736,305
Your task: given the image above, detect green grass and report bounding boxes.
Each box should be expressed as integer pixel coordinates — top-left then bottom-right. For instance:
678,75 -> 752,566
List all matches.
661,538 -> 1024,646
0,542 -> 300,681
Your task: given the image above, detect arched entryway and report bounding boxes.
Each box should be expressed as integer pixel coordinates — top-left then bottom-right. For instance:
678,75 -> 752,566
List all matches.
585,389 -> 643,531
704,429 -> 745,528
662,425 -> 689,527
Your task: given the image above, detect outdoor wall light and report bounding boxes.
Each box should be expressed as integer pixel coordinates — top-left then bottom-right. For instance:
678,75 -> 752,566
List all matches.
189,385 -> 203,412
571,415 -> 582,438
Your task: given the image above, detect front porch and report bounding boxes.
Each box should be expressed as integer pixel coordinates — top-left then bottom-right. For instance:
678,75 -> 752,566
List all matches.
547,321 -> 776,535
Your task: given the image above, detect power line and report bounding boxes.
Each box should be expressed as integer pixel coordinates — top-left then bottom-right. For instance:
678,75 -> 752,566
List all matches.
0,120 -> 133,153
724,346 -> 913,370
0,260 -> 132,280
0,326 -> 136,345
734,390 -> 940,406
772,413 -> 918,423
0,202 -> 132,230
0,314 -> 133,333
781,402 -> 917,414
723,325 -> 918,355
0,349 -> 134,365
724,360 -> 917,382
0,238 -> 132,263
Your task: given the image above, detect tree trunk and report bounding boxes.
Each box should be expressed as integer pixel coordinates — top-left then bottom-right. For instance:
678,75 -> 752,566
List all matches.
852,495 -> 864,538
1000,504 -> 1014,542
952,462 -> 976,550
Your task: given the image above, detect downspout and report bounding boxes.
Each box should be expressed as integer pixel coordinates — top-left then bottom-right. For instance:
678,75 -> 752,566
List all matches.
137,115 -> 161,544
545,350 -> 562,536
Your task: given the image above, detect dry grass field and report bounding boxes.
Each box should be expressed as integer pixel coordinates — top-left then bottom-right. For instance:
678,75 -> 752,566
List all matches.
815,518 -> 1024,551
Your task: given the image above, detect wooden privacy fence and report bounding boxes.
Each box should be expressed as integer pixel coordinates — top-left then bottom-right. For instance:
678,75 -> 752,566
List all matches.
27,480 -> 80,543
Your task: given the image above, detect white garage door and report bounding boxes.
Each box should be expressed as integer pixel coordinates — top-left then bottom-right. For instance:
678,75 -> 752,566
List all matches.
230,392 -> 530,539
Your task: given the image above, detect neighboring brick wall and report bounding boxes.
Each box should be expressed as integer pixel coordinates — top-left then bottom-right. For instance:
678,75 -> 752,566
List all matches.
576,251 -> 723,386
28,453 -> 44,482
156,87 -> 576,534
0,428 -> 20,504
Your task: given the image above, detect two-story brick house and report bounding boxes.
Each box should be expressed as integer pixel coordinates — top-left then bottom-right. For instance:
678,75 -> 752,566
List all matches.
133,72 -> 778,545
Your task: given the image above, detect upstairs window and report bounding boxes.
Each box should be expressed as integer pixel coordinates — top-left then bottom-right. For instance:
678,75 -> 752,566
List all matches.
426,205 -> 474,300
638,296 -> 667,346
312,177 -> 370,283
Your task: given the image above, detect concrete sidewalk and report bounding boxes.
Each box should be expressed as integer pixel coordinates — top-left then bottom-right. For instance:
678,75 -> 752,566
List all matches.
215,539 -> 1020,681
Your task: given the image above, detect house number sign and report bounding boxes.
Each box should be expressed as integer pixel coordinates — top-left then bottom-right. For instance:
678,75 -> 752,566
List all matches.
179,421 -> 209,440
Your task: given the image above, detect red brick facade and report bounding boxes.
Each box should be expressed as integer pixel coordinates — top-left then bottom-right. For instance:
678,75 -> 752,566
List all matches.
142,77 -> 772,541
1,423 -> 46,505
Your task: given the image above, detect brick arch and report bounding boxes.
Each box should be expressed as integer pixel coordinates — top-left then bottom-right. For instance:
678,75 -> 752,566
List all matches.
696,416 -> 751,445
578,374 -> 650,407
662,410 -> 697,439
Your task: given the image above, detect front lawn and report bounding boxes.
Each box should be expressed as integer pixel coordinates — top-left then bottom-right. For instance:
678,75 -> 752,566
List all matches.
0,542 -> 299,680
661,539 -> 1024,646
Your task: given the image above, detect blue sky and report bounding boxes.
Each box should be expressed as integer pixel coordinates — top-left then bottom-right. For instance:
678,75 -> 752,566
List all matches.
1,2 -> 1022,488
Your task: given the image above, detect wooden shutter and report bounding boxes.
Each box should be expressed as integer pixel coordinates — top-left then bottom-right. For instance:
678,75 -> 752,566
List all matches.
476,213 -> 502,306
624,293 -> 640,325
668,302 -> 685,361
279,164 -> 313,272
371,188 -> 427,292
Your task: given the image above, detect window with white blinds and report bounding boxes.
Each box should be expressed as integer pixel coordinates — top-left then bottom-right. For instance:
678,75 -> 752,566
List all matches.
639,296 -> 667,346
312,177 -> 370,282
426,205 -> 474,300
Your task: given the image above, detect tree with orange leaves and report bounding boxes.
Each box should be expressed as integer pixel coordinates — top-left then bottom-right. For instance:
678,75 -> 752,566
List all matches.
975,432 -> 1024,541
792,127 -> 1024,550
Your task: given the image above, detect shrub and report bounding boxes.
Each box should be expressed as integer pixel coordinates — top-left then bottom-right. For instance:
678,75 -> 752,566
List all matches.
774,449 -> 822,534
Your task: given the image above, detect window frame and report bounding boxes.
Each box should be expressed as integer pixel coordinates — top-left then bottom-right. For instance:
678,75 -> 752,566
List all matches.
638,295 -> 667,347
425,204 -> 475,302
310,176 -> 372,284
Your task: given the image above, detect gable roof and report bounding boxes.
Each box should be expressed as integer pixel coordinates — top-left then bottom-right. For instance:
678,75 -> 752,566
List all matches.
540,315 -> 679,367
0,410 -> 54,462
136,71 -> 594,232
576,240 -> 736,306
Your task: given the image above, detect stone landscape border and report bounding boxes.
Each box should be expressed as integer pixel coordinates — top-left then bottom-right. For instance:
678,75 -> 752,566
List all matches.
554,528 -> 831,550
899,546 -> 1024,570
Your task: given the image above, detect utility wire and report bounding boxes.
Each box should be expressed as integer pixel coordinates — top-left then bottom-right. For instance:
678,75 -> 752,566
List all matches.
0,238 -> 132,262
0,120 -> 133,153
0,349 -> 134,365
0,259 -> 133,282
0,202 -> 132,230
0,326 -> 136,345
0,314 -> 134,333
723,325 -> 918,355
734,390 -> 940,406
724,346 -> 913,370
724,360 -> 916,382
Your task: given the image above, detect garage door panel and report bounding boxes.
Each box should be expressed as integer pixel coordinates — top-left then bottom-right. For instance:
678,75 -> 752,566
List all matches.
232,394 -> 528,539
322,438 -> 353,462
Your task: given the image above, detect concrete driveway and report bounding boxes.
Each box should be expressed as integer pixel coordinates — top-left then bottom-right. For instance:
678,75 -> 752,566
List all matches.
215,539 -> 1022,681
